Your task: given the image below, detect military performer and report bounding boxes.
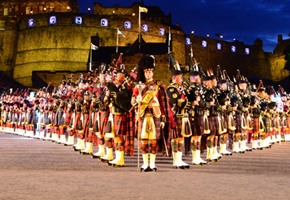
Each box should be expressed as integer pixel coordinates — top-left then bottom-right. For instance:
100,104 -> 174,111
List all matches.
92,66 -> 110,159
187,70 -> 208,165
56,100 -> 68,144
44,101 -> 54,141
167,67 -> 191,169
217,91 -> 232,156
72,100 -> 86,151
23,99 -> 34,138
49,99 -> 59,142
231,78 -> 251,153
202,71 -> 221,162
80,91 -> 93,154
99,70 -> 115,163
131,55 -> 170,172
35,102 -> 44,139
105,66 -> 132,167
64,100 -> 76,146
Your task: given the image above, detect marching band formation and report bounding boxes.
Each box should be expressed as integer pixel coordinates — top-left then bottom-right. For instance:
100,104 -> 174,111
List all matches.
1,54 -> 290,172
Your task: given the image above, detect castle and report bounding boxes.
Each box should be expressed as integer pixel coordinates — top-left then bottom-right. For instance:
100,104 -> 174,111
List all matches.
0,0 -> 289,87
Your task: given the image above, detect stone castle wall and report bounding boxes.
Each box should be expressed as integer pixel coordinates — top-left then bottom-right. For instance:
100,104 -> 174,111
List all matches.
0,28 -> 17,76
13,11 -> 184,86
0,1 -> 289,87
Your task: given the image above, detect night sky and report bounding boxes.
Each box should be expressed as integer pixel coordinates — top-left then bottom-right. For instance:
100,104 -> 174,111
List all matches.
78,0 -> 290,52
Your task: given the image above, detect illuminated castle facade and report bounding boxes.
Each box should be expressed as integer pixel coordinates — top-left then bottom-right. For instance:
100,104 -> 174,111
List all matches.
0,0 -> 289,87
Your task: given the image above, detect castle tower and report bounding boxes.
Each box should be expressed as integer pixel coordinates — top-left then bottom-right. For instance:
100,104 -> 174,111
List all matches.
0,0 -> 79,80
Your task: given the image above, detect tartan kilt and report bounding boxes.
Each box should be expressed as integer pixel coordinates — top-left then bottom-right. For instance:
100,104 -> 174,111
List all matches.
252,118 -> 259,133
94,110 -> 109,136
193,115 -> 204,136
209,116 -> 219,135
170,116 -> 183,139
125,111 -> 135,156
64,113 -> 72,126
235,114 -> 242,133
82,113 -> 90,129
114,114 -> 127,137
263,117 -> 271,133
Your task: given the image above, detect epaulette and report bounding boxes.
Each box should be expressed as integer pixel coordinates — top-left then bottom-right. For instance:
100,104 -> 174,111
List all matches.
167,82 -> 179,90
167,83 -> 179,94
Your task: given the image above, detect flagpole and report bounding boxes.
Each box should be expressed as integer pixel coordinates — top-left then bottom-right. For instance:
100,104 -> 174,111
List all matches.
138,6 -> 141,50
116,28 -> 119,53
90,47 -> 92,72
168,26 -> 171,54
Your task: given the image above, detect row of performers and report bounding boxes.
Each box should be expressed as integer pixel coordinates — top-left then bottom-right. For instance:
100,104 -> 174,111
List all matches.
1,54 -> 290,172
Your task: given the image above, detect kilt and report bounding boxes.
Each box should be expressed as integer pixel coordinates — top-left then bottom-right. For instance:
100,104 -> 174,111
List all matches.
193,115 -> 204,136
75,113 -> 83,131
114,113 -> 127,138
209,115 -> 219,136
125,111 -> 135,156
172,115 -> 189,138
235,113 -> 242,133
94,110 -> 109,136
252,117 -> 259,133
263,117 -> 271,133
140,111 -> 161,139
64,112 -> 72,126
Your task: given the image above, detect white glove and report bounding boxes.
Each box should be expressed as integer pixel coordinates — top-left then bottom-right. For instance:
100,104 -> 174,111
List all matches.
160,122 -> 165,129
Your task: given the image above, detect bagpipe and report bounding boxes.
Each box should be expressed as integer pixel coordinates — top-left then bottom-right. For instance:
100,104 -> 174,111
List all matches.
105,79 -> 132,112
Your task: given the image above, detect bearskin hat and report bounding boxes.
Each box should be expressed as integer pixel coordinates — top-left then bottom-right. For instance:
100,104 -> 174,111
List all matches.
268,101 -> 276,109
260,101 -> 268,111
230,95 -> 239,107
137,55 -> 155,83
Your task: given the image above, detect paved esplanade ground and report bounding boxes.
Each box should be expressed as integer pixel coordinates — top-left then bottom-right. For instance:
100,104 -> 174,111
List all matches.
1,132 -> 290,200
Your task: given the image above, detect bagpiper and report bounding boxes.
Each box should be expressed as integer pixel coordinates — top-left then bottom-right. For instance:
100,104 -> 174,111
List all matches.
105,65 -> 132,167
167,65 -> 191,169
92,65 -> 110,159
187,69 -> 208,165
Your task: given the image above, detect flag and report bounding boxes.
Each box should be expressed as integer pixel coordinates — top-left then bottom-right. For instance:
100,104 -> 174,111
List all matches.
90,43 -> 98,50
117,28 -> 125,37
139,6 -> 148,13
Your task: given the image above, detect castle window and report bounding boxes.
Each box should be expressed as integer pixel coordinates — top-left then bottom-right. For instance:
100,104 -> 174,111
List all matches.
4,8 -> 8,16
49,16 -> 56,25
202,40 -> 207,48
245,48 -> 250,55
75,16 -> 82,24
39,5 -> 44,13
217,43 -> 222,50
231,46 -> 236,52
142,24 -> 148,32
159,28 -> 165,36
0,21 -> 4,30
185,38 -> 191,45
26,7 -> 31,15
28,18 -> 34,27
100,18 -> 108,27
124,21 -> 132,29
